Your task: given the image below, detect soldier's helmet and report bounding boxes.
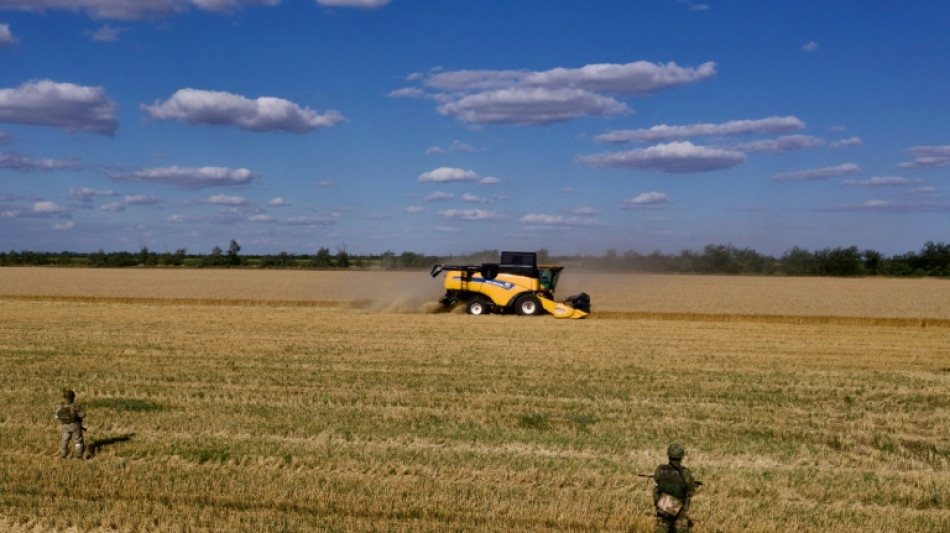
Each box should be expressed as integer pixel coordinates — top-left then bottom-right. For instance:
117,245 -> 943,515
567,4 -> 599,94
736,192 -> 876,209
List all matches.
668,442 -> 685,460
63,389 -> 75,403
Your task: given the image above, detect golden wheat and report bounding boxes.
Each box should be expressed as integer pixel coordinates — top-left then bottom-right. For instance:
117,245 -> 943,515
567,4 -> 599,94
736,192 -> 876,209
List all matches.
0,269 -> 947,532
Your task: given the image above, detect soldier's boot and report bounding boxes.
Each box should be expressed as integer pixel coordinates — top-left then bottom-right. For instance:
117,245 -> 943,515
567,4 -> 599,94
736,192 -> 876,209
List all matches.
74,442 -> 85,460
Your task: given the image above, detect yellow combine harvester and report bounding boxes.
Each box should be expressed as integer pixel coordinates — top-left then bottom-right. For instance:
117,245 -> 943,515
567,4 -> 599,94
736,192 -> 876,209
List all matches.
430,251 -> 590,319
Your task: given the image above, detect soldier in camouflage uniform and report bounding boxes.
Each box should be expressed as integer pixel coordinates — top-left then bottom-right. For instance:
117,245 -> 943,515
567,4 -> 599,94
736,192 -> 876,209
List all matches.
653,442 -> 698,533
54,389 -> 86,459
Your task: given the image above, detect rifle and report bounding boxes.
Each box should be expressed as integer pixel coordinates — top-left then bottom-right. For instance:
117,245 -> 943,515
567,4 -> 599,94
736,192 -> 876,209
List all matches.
637,474 -> 703,487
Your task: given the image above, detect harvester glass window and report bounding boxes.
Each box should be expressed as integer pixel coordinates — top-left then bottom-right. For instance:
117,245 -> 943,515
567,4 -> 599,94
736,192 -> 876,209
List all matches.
539,269 -> 559,291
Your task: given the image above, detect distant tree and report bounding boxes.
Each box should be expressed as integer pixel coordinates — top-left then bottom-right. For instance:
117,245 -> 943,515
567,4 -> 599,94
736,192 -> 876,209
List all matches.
227,239 -> 241,267
311,247 -> 332,268
379,250 -> 396,270
781,247 -> 819,276
335,248 -> 350,268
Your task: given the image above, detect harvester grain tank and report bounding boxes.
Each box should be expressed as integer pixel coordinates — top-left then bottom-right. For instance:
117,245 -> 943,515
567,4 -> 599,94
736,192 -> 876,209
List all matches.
430,251 -> 590,318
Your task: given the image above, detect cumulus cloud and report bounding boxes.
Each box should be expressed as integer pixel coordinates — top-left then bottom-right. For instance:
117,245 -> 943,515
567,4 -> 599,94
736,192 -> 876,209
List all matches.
407,60 -> 716,125
479,176 -> 501,185
0,151 -> 82,172
594,116 -> 806,143
423,191 -> 455,202
569,206 -> 602,215
204,194 -> 249,205
822,200 -> 950,213
830,136 -> 862,148
897,145 -> 950,168
143,88 -> 345,133
124,194 -> 162,205
0,0 -> 281,20
404,205 -> 423,214
772,163 -> 861,181
316,0 -> 390,8
267,197 -> 290,207
843,176 -> 922,187
622,191 -> 670,208
0,23 -> 19,46
388,88 -> 425,99
2,200 -> 69,218
520,213 -> 601,229
425,146 -> 445,155
110,165 -> 258,189
734,135 -> 826,153
70,187 -> 117,199
576,141 -> 746,173
418,167 -> 480,183
439,209 -> 502,221
801,41 -> 820,53
0,80 -> 118,135
88,24 -> 127,42
438,87 -> 628,126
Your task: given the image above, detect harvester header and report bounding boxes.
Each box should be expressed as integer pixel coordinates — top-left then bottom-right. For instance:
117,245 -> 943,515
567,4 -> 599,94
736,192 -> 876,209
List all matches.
430,251 -> 590,318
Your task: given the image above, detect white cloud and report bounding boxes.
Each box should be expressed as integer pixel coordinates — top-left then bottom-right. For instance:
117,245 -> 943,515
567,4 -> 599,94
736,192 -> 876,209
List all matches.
822,200 -> 950,213
423,191 -> 455,202
460,193 -> 490,203
830,136 -> 862,148
4,200 -> 70,218
801,41 -> 820,53
418,167 -> 479,183
316,0 -> 390,8
0,23 -> 19,46
772,163 -> 861,181
897,145 -> 950,168
404,205 -> 423,214
734,135 -> 826,154
843,176 -> 922,187
622,192 -> 670,208
450,140 -> 475,152
110,165 -> 258,189
143,88 -> 344,133
53,221 -> 75,230
0,151 -> 82,172
569,206 -> 602,215
425,146 -> 445,155
70,187 -> 117,199
410,60 -> 715,126
277,216 -> 335,227
100,202 -> 125,212
124,194 -> 162,205
576,141 -> 746,173
520,213 -> 600,228
267,197 -> 290,207
388,88 -> 425,98
595,116 -> 806,143
89,24 -> 127,42
0,0 -> 281,20
0,80 -> 118,135
316,179 -> 335,187
437,87 -> 628,126
205,194 -> 248,205
439,209 -> 502,221
479,176 -> 500,185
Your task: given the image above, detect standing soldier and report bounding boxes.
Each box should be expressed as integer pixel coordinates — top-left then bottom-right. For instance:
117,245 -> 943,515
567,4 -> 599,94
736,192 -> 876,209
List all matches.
54,389 -> 86,459
653,442 -> 698,532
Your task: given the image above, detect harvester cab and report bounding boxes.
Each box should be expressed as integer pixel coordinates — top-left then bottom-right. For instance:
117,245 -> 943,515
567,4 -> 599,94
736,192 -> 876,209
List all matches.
430,251 -> 590,318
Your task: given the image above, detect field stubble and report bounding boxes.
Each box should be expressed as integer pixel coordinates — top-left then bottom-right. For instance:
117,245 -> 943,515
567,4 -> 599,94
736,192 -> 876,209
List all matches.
0,269 -> 948,531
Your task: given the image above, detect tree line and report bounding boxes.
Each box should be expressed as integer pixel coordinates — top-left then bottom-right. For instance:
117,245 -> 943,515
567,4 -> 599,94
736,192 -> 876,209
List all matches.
1,240 -> 948,277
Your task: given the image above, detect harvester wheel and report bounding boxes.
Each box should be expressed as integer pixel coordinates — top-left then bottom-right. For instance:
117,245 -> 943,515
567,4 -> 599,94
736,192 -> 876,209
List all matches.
467,298 -> 491,315
515,294 -> 542,316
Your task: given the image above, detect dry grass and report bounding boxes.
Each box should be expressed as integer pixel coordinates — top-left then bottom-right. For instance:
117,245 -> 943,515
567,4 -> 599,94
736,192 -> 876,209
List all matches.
0,269 -> 948,531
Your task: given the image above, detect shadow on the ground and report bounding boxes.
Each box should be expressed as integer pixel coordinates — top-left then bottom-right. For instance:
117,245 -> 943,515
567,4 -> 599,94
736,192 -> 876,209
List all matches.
87,433 -> 135,458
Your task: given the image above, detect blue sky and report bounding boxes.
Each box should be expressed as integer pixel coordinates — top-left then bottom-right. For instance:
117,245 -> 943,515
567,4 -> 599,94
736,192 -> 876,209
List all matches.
0,0 -> 948,257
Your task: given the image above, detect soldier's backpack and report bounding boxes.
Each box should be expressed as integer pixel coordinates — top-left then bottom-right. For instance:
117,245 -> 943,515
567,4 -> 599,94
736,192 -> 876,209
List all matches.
655,464 -> 686,519
56,404 -> 78,424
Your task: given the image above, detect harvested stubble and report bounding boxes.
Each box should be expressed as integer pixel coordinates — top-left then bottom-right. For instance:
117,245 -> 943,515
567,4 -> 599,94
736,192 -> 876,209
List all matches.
0,270 -> 948,532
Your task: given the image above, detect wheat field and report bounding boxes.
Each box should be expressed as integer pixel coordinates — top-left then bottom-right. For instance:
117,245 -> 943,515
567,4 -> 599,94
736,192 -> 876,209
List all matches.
0,268 -> 947,532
